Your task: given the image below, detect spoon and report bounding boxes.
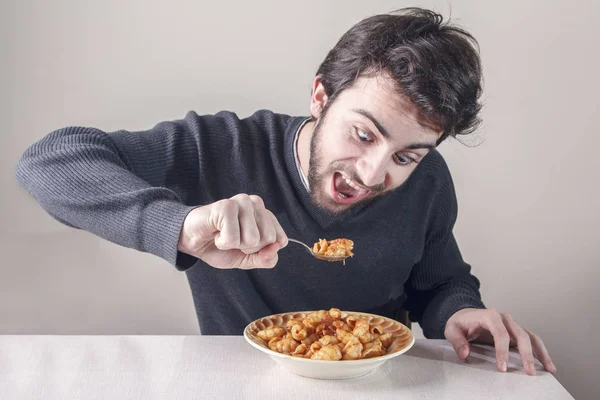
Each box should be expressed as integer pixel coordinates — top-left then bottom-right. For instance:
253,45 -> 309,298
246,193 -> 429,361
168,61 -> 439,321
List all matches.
287,238 -> 350,263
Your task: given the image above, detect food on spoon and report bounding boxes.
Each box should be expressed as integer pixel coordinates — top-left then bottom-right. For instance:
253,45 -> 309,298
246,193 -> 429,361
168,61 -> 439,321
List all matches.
312,238 -> 354,262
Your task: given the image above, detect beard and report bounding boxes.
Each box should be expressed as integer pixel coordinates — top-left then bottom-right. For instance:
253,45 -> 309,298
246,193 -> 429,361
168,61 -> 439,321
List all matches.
307,108 -> 386,215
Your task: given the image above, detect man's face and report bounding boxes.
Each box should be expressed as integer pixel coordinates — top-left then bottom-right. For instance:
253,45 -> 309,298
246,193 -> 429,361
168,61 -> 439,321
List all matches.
308,74 -> 442,214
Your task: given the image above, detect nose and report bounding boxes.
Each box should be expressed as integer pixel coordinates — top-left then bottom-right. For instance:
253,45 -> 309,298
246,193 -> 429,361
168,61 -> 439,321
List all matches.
356,151 -> 388,188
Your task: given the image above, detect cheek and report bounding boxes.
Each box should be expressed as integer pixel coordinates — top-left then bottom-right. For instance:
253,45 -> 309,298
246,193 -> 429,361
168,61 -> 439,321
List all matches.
317,127 -> 360,164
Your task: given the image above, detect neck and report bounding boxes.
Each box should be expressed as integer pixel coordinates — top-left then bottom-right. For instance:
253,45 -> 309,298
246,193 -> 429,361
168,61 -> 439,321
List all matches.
297,119 -> 315,180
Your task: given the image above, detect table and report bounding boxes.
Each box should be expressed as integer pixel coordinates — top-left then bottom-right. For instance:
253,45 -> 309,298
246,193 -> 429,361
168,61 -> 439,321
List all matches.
0,336 -> 572,399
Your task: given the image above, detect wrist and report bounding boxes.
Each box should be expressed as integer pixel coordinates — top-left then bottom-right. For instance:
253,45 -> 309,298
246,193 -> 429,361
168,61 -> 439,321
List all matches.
177,205 -> 210,257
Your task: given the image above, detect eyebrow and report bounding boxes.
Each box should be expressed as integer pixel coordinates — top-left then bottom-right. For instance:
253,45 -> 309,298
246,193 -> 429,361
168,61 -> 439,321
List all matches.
353,108 -> 391,138
405,142 -> 436,151
352,108 -> 436,151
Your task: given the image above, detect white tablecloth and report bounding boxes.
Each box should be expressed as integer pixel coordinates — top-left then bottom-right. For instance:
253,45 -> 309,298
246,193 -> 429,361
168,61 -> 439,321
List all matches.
0,336 -> 572,399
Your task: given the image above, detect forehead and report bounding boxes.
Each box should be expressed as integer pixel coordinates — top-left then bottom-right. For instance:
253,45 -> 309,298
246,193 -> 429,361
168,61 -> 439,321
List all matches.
333,74 -> 441,141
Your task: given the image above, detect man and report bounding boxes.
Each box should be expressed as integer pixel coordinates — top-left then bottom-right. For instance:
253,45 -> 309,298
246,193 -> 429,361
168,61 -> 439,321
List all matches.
15,8 -> 555,375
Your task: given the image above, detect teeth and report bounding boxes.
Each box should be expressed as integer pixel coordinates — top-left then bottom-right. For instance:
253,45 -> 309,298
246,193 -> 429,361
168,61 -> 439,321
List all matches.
343,176 -> 362,191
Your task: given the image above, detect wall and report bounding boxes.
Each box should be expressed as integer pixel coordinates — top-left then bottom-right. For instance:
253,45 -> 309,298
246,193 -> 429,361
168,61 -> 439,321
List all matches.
1,1 -> 598,398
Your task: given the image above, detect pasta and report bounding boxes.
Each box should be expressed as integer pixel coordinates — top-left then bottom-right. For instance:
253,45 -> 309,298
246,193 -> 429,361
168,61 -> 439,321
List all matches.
257,308 -> 396,360
312,238 -> 354,261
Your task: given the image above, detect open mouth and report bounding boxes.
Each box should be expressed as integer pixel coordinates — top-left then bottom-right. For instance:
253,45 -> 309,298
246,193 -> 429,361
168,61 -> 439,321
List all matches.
331,172 -> 371,204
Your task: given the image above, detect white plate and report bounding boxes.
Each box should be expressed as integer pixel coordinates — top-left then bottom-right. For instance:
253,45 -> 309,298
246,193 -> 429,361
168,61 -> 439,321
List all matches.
244,310 -> 415,379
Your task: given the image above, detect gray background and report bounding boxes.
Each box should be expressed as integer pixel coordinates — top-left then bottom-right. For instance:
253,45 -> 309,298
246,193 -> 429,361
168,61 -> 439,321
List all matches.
1,1 -> 598,398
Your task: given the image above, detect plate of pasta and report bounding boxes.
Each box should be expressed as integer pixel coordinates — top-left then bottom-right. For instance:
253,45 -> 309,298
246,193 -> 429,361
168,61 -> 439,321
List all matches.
244,308 -> 415,379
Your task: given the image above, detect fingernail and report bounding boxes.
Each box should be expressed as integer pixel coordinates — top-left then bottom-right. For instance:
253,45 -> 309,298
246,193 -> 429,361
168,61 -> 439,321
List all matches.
265,253 -> 275,260
549,362 -> 556,372
529,362 -> 537,375
500,361 -> 507,372
459,344 -> 469,359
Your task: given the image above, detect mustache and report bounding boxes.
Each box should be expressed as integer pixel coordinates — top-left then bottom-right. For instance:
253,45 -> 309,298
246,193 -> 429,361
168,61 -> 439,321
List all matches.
333,164 -> 386,193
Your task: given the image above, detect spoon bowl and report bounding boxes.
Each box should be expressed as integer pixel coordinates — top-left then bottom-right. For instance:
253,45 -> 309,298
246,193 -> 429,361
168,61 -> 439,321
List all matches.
287,238 -> 350,262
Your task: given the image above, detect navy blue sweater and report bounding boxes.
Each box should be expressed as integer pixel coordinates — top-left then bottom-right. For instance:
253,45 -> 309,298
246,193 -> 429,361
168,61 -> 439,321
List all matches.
15,110 -> 485,337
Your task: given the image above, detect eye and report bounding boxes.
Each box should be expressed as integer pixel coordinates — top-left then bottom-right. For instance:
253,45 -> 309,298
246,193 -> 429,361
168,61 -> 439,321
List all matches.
393,153 -> 417,166
356,128 -> 373,142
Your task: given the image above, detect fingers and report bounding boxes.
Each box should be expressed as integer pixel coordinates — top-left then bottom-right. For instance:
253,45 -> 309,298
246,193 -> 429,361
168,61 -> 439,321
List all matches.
238,195 -> 264,254
268,210 -> 288,248
444,323 -> 471,360
213,194 -> 286,260
502,313 -> 536,376
213,199 -> 241,250
524,327 -> 557,374
480,310 -> 511,373
236,195 -> 264,253
447,308 -> 556,376
236,242 -> 281,270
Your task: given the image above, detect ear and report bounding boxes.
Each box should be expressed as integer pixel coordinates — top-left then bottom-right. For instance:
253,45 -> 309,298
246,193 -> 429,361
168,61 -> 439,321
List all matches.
309,75 -> 329,119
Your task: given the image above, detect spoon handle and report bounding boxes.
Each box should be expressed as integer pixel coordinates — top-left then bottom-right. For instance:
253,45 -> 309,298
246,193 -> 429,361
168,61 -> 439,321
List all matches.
287,238 -> 314,253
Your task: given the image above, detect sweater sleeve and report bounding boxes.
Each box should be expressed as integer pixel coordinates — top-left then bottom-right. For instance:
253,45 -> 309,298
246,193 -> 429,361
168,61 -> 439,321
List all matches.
403,163 -> 486,339
15,112 -> 207,270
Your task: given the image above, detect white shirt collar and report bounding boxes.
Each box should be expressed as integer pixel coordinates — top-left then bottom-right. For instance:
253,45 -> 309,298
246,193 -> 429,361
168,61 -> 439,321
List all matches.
293,118 -> 311,192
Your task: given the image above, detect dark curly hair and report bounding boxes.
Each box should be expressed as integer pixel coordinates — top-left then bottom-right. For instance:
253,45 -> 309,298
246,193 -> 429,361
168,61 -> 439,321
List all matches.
316,7 -> 483,144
